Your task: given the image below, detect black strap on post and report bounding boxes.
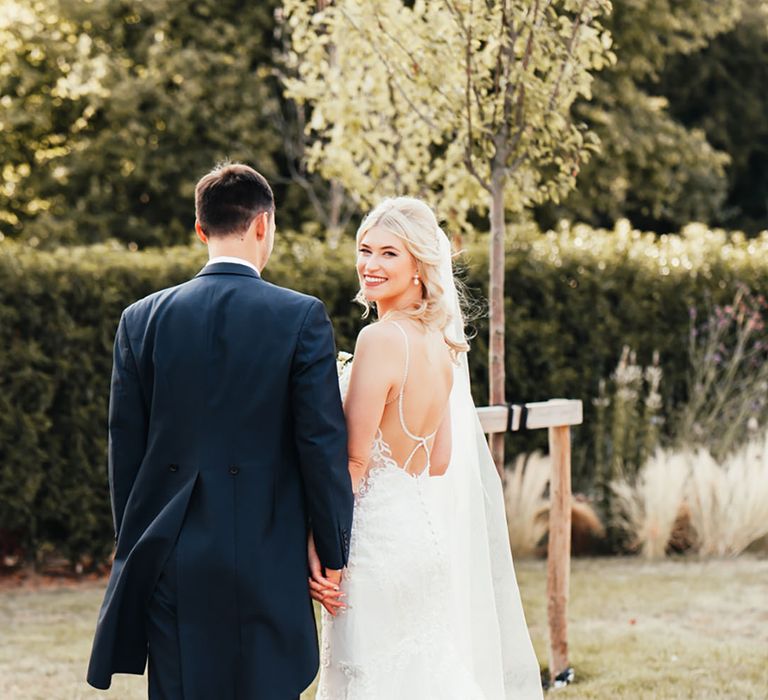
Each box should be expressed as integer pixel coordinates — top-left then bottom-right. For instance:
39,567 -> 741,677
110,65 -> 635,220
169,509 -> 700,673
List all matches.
507,402 -> 528,432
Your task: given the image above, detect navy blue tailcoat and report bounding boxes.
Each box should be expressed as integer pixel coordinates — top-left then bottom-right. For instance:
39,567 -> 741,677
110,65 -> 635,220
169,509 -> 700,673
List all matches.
87,262 -> 353,698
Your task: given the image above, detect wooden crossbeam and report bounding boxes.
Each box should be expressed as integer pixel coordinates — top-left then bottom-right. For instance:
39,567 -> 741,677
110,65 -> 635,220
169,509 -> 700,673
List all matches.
477,399 -> 583,434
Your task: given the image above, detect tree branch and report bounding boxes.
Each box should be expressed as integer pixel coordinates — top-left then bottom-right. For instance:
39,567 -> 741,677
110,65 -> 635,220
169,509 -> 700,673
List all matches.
547,0 -> 591,112
443,0 -> 491,190
372,5 -> 453,109
339,6 -> 443,133
444,0 -> 487,125
490,0 -> 512,131
466,8 -> 491,190
384,72 -> 404,193
500,0 -> 555,166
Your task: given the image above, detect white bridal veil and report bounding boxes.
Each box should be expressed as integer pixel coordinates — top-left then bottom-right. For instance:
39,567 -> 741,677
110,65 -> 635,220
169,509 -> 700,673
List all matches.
428,229 -> 544,699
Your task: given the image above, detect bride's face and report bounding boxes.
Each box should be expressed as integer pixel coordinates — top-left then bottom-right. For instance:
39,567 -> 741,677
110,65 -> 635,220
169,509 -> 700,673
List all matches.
357,226 -> 418,304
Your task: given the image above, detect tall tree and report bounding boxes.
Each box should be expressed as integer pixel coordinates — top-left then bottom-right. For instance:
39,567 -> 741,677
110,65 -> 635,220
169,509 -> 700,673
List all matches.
283,0 -> 613,471
273,1 -> 359,247
659,0 -> 768,234
0,0 -> 282,247
538,0 -> 743,232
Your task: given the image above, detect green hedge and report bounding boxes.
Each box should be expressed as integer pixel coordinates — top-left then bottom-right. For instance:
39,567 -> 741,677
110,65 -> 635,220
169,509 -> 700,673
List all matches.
0,235 -> 361,565
1,222 -> 767,564
0,243 -> 206,564
465,222 -> 768,480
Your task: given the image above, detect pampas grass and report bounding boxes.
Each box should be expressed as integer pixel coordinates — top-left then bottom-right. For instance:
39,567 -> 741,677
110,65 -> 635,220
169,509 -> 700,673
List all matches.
611,430 -> 768,558
611,449 -> 689,559
687,432 -> 768,557
504,452 -> 550,557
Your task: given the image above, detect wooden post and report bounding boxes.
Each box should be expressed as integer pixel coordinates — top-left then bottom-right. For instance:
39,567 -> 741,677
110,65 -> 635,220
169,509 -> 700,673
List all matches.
546,425 -> 572,681
478,400 -> 580,686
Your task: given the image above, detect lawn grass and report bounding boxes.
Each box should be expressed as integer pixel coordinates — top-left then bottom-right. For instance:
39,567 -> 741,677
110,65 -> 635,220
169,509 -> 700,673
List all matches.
520,557 -> 768,699
1,557 -> 765,699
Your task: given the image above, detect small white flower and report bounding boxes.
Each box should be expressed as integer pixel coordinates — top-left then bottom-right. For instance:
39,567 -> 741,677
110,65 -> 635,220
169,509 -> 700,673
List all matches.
336,350 -> 353,374
336,350 -> 354,399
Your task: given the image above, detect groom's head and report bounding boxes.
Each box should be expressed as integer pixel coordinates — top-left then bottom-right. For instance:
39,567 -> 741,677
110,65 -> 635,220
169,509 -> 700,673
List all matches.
194,163 -> 276,269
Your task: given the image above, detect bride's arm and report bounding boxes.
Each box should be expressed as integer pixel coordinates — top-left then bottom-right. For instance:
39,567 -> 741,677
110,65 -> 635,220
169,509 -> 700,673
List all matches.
308,324 -> 398,615
344,323 -> 400,491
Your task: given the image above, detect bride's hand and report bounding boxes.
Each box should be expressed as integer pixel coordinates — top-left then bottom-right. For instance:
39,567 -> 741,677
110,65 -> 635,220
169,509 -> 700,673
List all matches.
307,532 -> 346,616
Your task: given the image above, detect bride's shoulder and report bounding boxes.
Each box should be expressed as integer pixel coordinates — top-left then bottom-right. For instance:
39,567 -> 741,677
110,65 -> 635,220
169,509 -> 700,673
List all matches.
356,320 -> 404,344
354,321 -> 406,363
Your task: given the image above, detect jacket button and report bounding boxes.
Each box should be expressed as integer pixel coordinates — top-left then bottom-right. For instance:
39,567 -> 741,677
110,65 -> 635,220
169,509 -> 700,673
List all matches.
169,463 -> 179,472
228,465 -> 239,476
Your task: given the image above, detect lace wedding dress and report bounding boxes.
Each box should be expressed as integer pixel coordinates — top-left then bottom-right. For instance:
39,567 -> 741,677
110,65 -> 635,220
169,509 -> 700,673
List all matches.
317,322 -> 485,700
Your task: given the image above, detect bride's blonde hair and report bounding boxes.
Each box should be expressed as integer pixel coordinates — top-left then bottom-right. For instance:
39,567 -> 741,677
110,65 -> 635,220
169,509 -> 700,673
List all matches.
355,197 -> 469,358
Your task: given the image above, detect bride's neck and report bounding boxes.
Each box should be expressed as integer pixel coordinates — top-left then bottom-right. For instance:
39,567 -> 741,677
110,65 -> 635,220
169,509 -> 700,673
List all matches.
377,304 -> 420,322
376,291 -> 422,319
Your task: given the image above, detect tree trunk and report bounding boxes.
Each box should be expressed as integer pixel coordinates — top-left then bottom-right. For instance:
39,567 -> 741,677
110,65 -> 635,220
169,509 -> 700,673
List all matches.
326,179 -> 344,248
316,0 -> 342,248
488,167 -> 506,477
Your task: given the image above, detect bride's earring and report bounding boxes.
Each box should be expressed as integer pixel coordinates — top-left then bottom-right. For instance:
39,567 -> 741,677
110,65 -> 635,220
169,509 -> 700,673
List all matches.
413,275 -> 420,286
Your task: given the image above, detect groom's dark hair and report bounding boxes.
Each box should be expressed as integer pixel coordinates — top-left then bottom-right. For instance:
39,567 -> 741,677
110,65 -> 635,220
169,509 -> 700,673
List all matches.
195,162 -> 274,238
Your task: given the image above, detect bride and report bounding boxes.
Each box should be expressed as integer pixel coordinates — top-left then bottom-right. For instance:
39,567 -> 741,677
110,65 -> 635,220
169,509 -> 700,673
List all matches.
309,197 -> 543,699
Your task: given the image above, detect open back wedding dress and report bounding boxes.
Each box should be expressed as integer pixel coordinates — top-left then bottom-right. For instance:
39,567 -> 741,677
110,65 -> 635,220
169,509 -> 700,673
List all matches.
317,231 -> 543,700
318,321 -> 485,699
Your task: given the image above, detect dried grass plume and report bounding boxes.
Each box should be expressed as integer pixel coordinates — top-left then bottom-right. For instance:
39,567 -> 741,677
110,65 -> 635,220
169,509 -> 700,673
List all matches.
504,452 -> 550,557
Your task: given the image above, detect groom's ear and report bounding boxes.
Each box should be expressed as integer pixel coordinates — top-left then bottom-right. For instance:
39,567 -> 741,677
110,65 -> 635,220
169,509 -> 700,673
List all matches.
195,221 -> 208,245
252,211 -> 269,241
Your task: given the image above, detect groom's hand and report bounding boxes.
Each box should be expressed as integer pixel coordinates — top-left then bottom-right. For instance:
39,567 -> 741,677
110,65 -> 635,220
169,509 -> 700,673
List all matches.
308,532 -> 345,616
309,567 -> 345,617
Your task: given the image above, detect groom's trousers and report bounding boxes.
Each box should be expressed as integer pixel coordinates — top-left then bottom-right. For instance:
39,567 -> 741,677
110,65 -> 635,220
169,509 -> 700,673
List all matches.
145,548 -> 303,700
146,546 -> 184,700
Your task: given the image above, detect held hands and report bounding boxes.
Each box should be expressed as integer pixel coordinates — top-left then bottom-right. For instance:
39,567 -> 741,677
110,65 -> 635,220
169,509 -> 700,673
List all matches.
307,532 -> 346,616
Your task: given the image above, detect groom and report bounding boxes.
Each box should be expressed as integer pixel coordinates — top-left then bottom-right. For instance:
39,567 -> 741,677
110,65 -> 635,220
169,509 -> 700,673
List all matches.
87,163 -> 353,699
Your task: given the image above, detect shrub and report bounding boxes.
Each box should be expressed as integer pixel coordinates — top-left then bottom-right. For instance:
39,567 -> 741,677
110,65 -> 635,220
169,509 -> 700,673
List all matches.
610,449 -> 689,559
0,241 -> 207,565
504,452 -> 606,558
503,452 -> 550,557
591,346 -> 664,515
674,287 -> 768,461
3,219 -> 768,564
610,432 -> 768,558
686,433 -> 768,557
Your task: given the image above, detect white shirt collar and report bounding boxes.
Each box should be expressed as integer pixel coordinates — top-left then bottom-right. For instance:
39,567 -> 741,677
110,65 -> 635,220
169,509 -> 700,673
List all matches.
205,256 -> 260,274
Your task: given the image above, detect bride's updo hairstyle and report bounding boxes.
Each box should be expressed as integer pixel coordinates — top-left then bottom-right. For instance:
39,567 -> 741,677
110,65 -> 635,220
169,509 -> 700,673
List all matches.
355,197 -> 469,358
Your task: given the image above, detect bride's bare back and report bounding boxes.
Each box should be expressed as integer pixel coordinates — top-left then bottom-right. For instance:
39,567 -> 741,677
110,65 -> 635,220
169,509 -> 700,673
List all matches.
345,318 -> 454,486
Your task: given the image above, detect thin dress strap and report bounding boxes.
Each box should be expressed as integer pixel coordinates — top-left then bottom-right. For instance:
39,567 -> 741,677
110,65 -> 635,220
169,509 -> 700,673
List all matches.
390,321 -> 438,474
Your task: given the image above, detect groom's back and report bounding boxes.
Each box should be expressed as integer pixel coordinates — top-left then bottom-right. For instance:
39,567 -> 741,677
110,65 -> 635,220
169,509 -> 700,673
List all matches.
97,264 -> 348,698
132,269 -> 307,467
